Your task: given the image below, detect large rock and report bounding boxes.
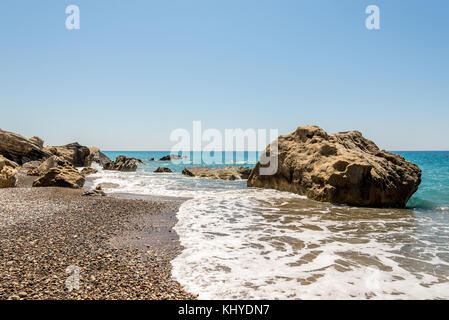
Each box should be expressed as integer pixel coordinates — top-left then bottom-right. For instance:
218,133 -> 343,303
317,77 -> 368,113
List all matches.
0,129 -> 51,165
27,155 -> 72,176
182,166 -> 251,180
32,166 -> 85,188
84,147 -> 112,167
103,155 -> 145,172
44,142 -> 90,167
80,167 -> 98,176
247,126 -> 421,208
0,155 -> 19,188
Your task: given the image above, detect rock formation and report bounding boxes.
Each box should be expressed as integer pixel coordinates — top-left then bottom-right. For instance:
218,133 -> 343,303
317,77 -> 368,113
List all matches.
84,147 -> 112,167
182,166 -> 251,180
247,126 -> 422,208
27,155 -> 72,176
44,142 -> 90,167
0,155 -> 19,188
0,129 -> 51,164
32,166 -> 85,188
154,167 -> 173,173
103,155 -> 145,172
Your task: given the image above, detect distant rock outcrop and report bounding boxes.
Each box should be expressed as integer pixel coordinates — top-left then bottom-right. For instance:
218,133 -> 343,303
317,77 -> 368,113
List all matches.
0,129 -> 51,165
182,166 -> 251,180
0,155 -> 19,188
32,166 -> 85,189
159,154 -> 186,161
103,155 -> 146,172
154,167 -> 173,173
84,147 -> 112,167
247,125 -> 422,208
44,142 -> 90,167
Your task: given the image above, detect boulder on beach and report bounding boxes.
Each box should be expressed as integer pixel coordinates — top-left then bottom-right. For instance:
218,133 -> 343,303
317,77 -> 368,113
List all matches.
0,155 -> 19,188
32,166 -> 85,189
0,129 -> 51,165
247,125 -> 422,208
44,142 -> 90,167
84,147 -> 112,167
182,166 -> 251,180
27,155 -> 72,176
103,155 -> 146,172
154,167 -> 173,173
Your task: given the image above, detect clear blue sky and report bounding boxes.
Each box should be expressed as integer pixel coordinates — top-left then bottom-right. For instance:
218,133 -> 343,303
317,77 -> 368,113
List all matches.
1,0 -> 448,150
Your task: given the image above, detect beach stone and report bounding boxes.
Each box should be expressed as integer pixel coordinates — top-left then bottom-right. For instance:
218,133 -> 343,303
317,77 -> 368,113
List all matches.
182,166 -> 251,180
97,182 -> 120,189
103,155 -> 145,172
154,167 -> 173,173
247,125 -> 422,208
84,147 -> 112,167
80,167 -> 98,176
44,142 -> 90,167
0,155 -> 18,188
32,166 -> 85,188
0,129 -> 51,165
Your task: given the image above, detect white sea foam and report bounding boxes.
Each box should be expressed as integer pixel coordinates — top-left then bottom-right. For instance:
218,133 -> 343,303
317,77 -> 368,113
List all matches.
88,167 -> 449,299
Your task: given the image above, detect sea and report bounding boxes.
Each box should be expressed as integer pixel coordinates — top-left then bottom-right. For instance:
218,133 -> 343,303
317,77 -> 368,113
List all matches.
84,151 -> 449,299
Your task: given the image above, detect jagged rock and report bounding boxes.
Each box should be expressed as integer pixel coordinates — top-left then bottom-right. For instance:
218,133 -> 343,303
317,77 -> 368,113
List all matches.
182,166 -> 251,180
80,167 -> 98,176
27,155 -> 72,176
96,182 -> 119,189
44,142 -> 90,167
83,187 -> 106,197
84,147 -> 112,167
0,155 -> 19,188
29,136 -> 44,148
247,126 -> 422,208
148,158 -> 155,161
154,167 -> 173,173
32,166 -> 85,188
0,129 -> 51,165
103,155 -> 145,172
159,154 -> 186,161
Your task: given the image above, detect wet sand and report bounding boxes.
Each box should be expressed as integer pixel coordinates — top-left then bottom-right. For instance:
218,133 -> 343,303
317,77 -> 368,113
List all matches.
0,187 -> 196,300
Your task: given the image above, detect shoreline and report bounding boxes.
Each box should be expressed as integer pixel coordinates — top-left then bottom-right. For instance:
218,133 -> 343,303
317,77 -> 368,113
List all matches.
0,186 -> 196,300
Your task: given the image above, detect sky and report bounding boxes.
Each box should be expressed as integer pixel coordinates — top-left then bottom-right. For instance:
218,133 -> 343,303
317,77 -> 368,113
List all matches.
0,0 -> 448,151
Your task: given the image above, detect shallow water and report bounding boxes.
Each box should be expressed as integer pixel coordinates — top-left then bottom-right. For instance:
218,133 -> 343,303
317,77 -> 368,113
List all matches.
88,151 -> 449,299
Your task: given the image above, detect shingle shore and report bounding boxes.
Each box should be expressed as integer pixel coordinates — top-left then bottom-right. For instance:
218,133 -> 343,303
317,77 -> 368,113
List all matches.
0,187 -> 196,300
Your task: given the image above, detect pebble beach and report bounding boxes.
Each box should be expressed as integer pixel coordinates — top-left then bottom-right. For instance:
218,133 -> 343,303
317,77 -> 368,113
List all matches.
0,186 -> 196,300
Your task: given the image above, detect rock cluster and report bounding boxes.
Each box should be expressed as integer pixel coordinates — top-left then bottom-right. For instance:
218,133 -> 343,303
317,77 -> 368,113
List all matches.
247,126 -> 422,208
44,142 -> 90,167
182,166 -> 251,180
104,156 -> 145,172
159,155 -> 186,161
84,147 -> 112,167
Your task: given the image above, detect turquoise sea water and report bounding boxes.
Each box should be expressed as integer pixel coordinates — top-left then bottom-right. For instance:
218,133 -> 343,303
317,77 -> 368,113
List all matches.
97,150 -> 449,299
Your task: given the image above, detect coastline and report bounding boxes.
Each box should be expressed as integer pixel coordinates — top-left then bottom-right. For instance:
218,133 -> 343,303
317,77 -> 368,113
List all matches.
0,186 -> 196,300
